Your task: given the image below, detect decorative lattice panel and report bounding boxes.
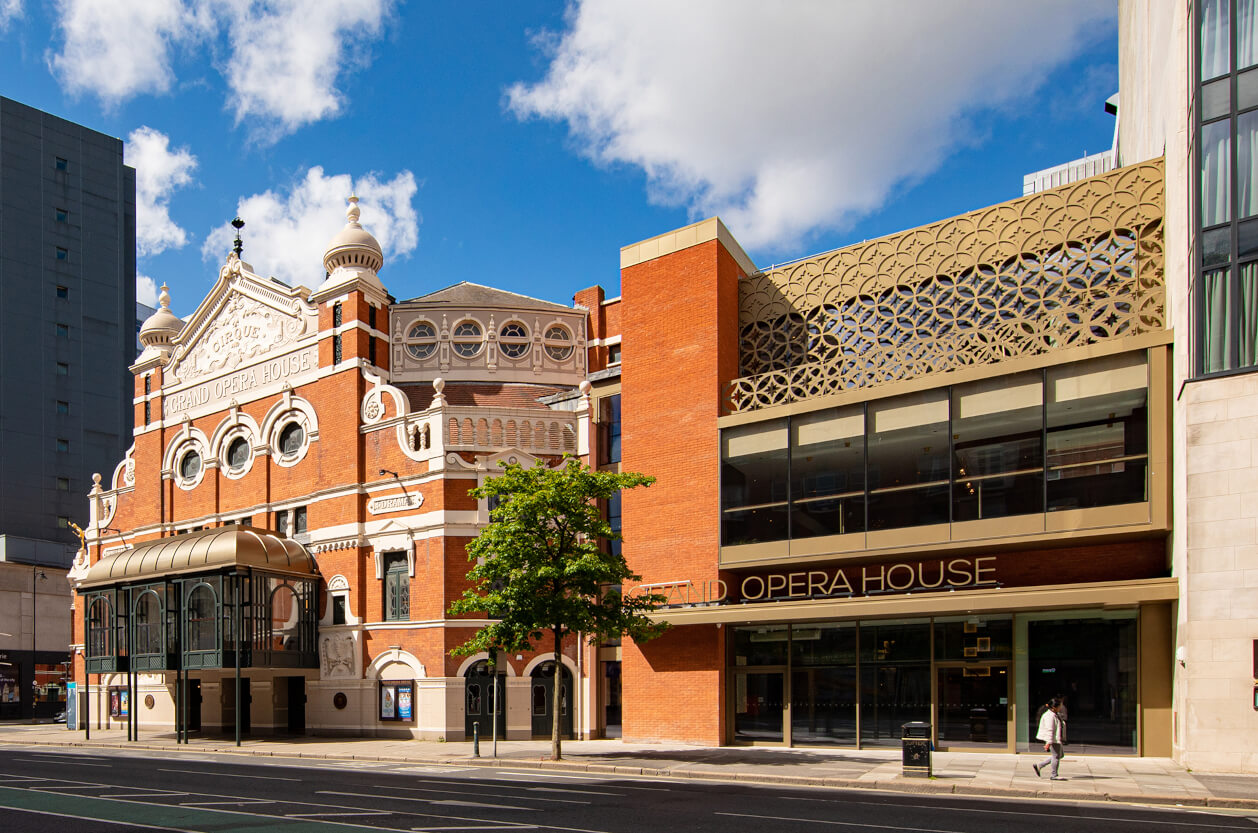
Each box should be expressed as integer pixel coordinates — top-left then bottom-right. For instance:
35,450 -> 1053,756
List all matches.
728,160 -> 1165,413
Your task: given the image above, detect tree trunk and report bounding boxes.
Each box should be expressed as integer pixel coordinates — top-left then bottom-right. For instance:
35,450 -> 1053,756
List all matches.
551,626 -> 563,761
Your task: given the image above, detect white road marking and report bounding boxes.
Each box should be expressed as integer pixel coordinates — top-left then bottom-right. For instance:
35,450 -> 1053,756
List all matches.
381,784 -> 590,804
411,827 -> 539,831
160,767 -> 301,781
12,757 -> 111,767
285,811 -> 393,818
717,813 -> 962,833
0,804 -> 197,832
100,792 -> 191,798
180,800 -> 276,806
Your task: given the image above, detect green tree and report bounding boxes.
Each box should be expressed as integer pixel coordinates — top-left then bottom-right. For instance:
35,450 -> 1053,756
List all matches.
448,456 -> 667,760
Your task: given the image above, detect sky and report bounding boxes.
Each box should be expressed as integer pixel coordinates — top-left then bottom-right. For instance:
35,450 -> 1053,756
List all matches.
0,1 -> 1120,317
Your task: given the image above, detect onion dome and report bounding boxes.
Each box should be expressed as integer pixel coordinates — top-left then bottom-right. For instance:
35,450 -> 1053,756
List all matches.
138,283 -> 184,350
322,195 -> 384,274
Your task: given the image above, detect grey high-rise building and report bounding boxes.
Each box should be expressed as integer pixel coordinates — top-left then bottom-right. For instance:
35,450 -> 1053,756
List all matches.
0,97 -> 136,560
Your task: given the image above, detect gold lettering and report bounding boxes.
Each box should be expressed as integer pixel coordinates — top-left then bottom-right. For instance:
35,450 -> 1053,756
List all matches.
887,563 -> 915,591
974,556 -> 997,585
863,564 -> 885,594
708,580 -> 727,603
947,558 -> 973,586
827,570 -> 853,595
767,574 -> 787,597
808,571 -> 829,597
788,572 -> 806,597
741,576 -> 765,601
917,560 -> 946,588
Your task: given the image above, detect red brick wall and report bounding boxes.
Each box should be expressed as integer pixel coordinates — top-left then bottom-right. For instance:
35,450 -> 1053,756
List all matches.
619,238 -> 744,745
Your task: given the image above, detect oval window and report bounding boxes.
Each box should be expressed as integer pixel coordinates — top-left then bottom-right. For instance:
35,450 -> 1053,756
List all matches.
180,450 -> 201,480
279,422 -> 305,456
227,437 -> 251,471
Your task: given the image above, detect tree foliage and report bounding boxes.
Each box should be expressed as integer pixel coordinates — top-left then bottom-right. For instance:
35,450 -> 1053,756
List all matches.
448,456 -> 667,759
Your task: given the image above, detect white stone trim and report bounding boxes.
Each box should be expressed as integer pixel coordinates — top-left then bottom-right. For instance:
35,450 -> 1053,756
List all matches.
522,653 -> 578,678
366,647 -> 426,680
261,388 -> 318,468
455,653 -> 518,677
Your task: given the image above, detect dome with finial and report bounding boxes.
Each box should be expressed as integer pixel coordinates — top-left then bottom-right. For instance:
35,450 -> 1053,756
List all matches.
322,195 -> 384,274
138,283 -> 184,348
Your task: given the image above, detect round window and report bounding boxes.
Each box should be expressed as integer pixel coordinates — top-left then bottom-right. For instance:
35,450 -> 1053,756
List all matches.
452,320 -> 482,358
226,437 -> 251,471
405,321 -> 437,359
279,422 -> 305,456
179,450 -> 201,480
544,325 -> 574,361
498,321 -> 530,359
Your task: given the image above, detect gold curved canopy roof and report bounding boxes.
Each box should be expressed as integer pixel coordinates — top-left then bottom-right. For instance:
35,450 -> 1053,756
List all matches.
80,526 -> 316,588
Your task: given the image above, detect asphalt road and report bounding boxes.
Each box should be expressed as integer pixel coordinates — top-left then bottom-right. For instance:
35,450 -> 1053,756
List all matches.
0,745 -> 1252,833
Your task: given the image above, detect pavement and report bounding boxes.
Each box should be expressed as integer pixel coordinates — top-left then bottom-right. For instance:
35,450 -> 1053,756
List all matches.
2,722 -> 1253,811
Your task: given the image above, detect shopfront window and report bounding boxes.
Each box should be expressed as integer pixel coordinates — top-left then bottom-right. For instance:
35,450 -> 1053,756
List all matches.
867,391 -> 950,530
858,620 -> 931,747
790,623 -> 857,745
721,419 -> 789,545
790,408 -> 864,538
951,374 -> 1043,521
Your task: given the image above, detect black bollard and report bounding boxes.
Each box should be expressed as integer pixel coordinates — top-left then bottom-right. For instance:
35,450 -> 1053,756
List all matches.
473,721 -> 480,758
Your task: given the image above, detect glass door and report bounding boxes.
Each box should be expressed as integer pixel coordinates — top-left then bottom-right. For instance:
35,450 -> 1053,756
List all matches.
935,664 -> 1010,749
733,671 -> 785,743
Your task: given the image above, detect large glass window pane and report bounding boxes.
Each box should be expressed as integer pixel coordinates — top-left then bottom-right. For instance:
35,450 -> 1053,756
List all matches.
188,586 -> 216,652
733,672 -> 784,742
858,620 -> 931,747
936,665 -> 1009,747
1240,67 -> 1258,109
1202,0 -> 1231,79
1046,353 -> 1149,510
1242,0 -> 1258,69
867,391 -> 949,530
1203,119 -> 1232,227
1202,77 -> 1231,121
722,419 -> 789,545
134,592 -> 161,655
1027,614 -> 1137,752
1240,111 -> 1258,218
732,624 -> 789,666
790,623 -> 857,746
1203,267 -> 1236,372
951,373 -> 1043,522
790,408 -> 865,538
1240,262 -> 1258,367
934,616 -> 1013,661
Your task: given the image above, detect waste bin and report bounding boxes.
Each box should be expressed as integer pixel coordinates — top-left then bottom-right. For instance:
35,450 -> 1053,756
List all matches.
968,707 -> 988,742
901,721 -> 932,778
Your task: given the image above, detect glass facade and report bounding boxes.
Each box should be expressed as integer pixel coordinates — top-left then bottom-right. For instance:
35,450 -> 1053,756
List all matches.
729,611 -> 1137,751
721,353 -> 1150,546
1196,0 -> 1258,374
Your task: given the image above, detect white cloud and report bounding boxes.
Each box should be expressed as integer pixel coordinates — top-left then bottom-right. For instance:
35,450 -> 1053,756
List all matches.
126,127 -> 199,257
508,0 -> 1116,252
48,0 -> 207,104
0,0 -> 23,31
48,0 -> 393,140
201,166 -> 419,288
137,275 -> 159,307
220,0 -> 394,140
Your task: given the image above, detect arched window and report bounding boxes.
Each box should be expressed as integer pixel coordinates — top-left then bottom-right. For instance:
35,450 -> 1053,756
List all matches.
279,422 -> 304,457
544,325 -> 574,361
133,591 -> 162,656
405,321 -> 438,359
226,437 -> 250,471
498,321 -> 530,359
452,320 -> 483,358
270,584 -> 299,651
187,585 -> 217,652
87,598 -> 112,658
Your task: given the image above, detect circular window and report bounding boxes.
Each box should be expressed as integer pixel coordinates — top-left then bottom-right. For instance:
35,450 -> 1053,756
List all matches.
452,320 -> 483,358
179,450 -> 201,481
405,321 -> 437,359
226,437 -> 251,471
279,422 -> 305,457
498,321 -> 530,359
544,325 -> 574,361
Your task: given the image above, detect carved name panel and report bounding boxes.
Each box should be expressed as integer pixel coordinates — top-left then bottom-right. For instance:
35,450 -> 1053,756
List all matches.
163,345 -> 319,420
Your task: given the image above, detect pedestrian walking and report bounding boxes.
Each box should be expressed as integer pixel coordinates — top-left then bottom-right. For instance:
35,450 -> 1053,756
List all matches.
1033,697 -> 1067,780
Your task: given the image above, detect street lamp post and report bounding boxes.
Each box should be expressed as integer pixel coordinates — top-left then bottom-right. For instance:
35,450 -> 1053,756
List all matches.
31,567 -> 46,720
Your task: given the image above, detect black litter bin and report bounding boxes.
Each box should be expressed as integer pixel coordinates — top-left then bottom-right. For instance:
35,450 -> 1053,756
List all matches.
901,721 -> 932,777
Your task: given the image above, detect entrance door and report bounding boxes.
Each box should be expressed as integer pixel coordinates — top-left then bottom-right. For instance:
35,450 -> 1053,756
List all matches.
733,671 -> 785,743
187,679 -> 201,731
530,662 -> 573,739
465,661 -> 506,739
286,677 -> 306,734
936,664 -> 1009,748
223,678 -> 251,734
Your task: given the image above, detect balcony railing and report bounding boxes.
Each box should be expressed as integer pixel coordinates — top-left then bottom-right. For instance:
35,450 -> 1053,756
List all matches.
727,160 -> 1165,413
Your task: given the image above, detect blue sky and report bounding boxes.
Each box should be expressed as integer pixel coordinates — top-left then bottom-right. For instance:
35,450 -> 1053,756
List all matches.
1,2 -> 1118,316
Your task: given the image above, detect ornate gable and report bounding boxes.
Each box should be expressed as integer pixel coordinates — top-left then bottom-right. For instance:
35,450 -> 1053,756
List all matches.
166,254 -> 319,386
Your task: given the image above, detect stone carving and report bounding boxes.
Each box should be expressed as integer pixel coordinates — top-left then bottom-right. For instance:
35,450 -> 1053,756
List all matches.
729,161 -> 1166,413
367,493 -> 423,515
320,633 -> 357,679
174,292 -> 307,383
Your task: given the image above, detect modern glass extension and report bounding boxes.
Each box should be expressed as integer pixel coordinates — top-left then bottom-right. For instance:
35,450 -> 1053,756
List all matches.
729,611 -> 1139,753
721,351 -> 1151,548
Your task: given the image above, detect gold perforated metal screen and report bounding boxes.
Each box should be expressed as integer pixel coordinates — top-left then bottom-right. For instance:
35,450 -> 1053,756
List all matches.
729,160 -> 1165,413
